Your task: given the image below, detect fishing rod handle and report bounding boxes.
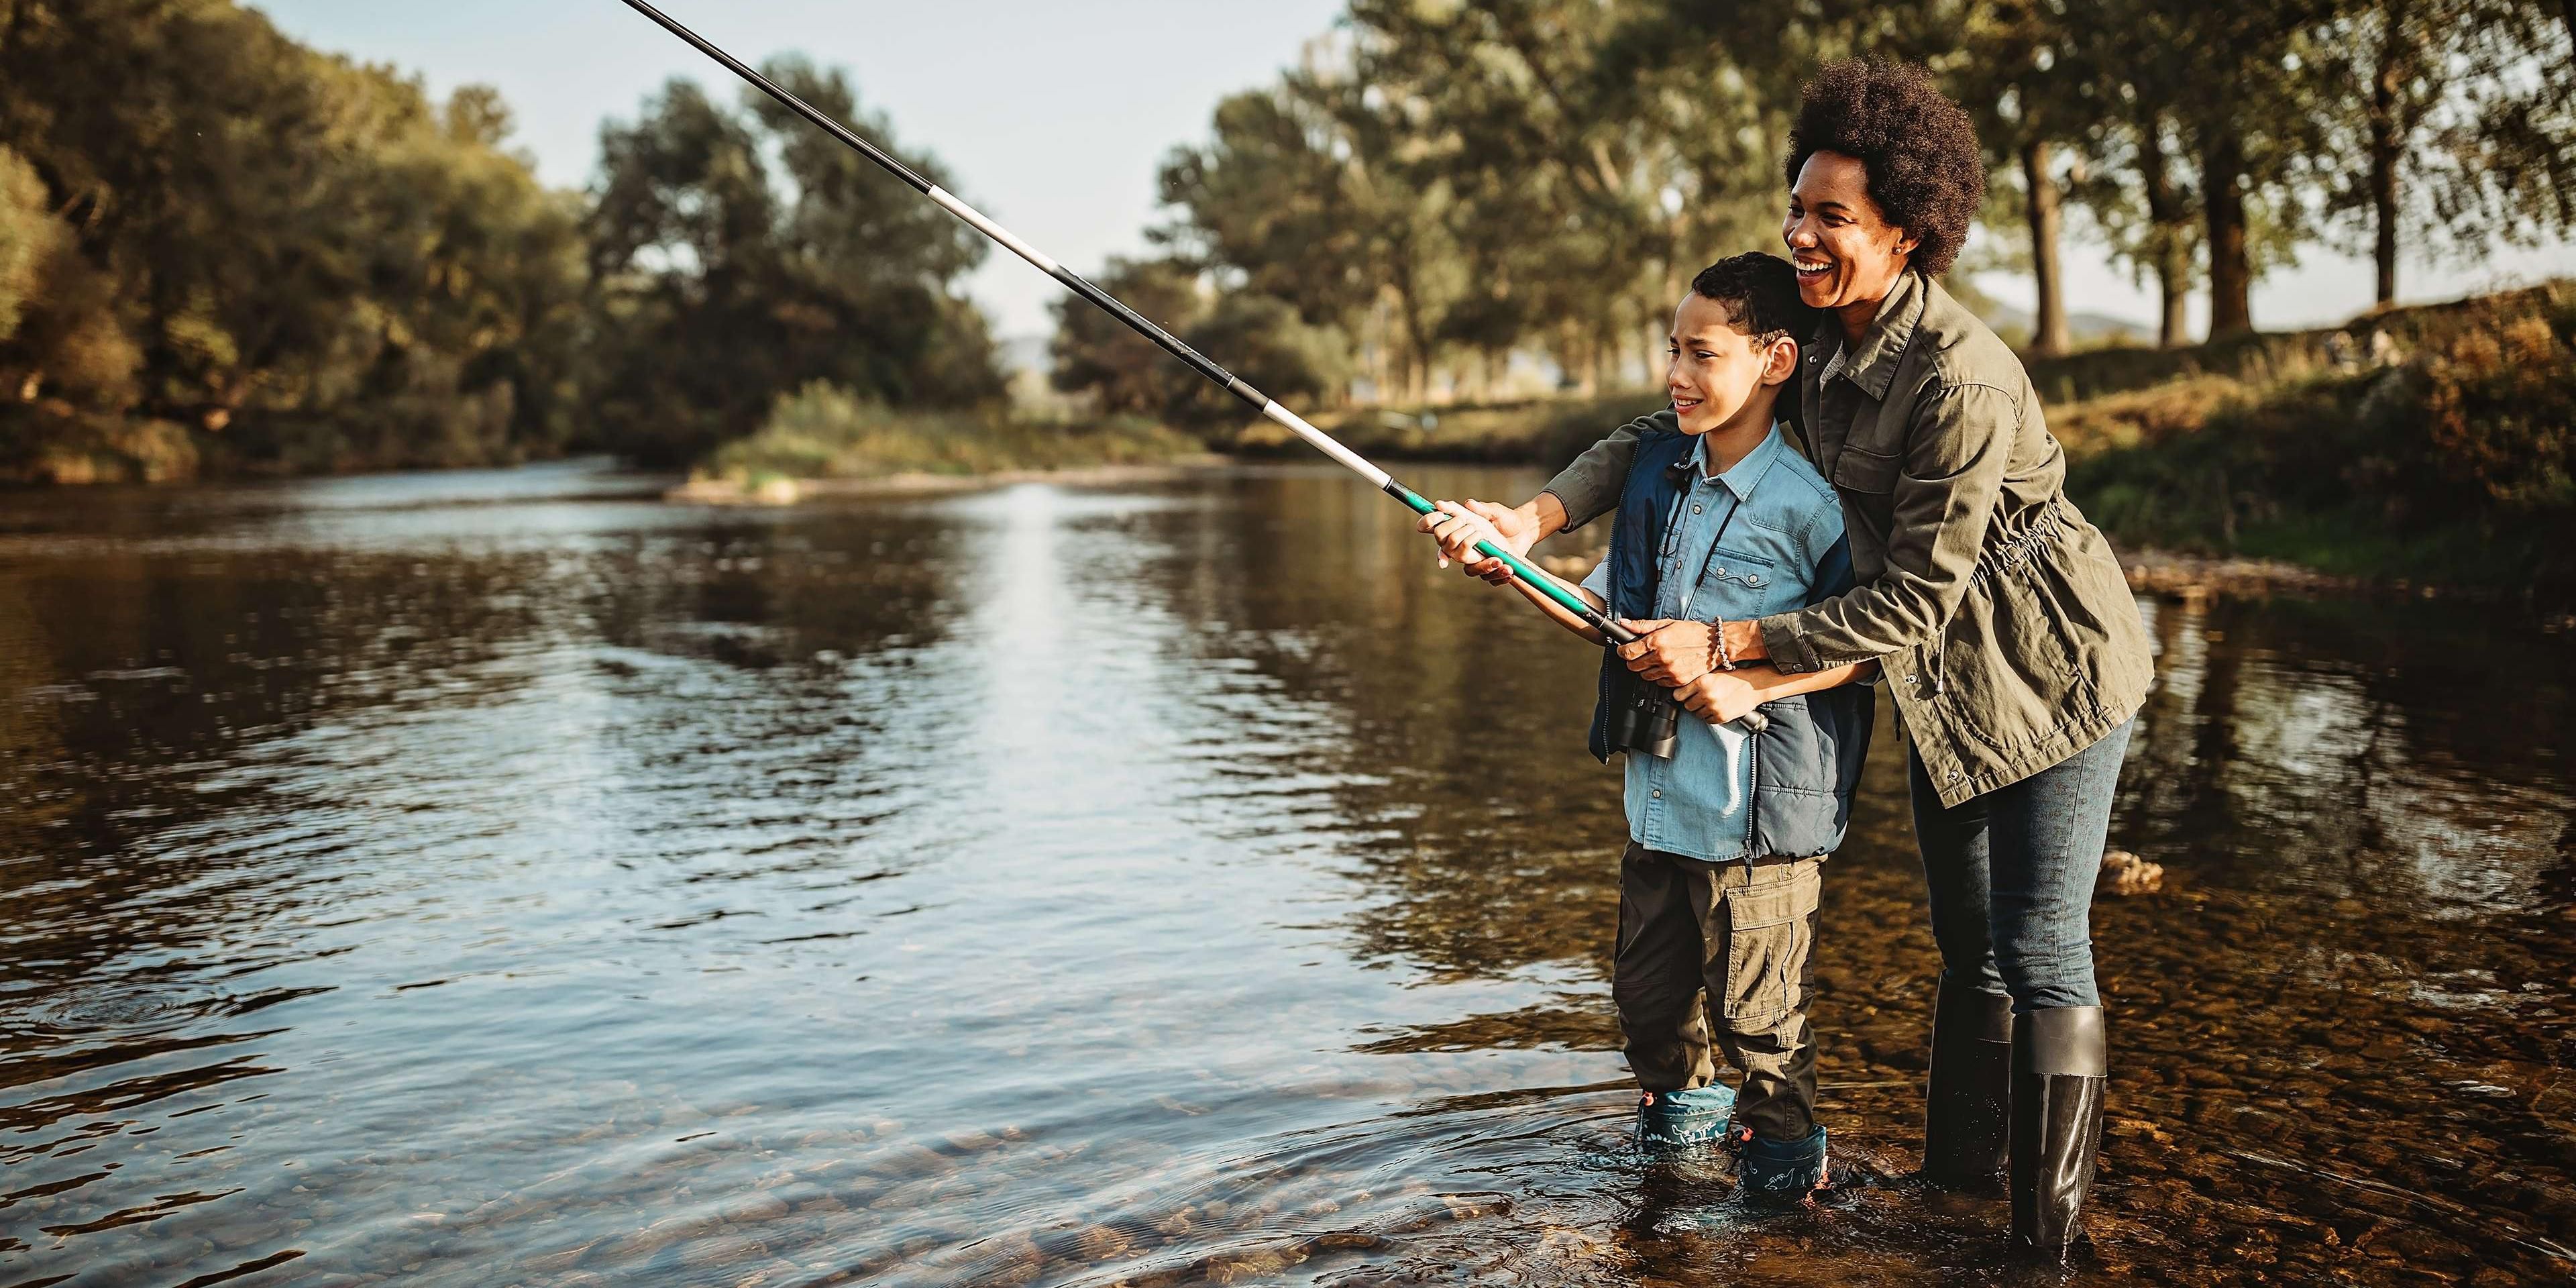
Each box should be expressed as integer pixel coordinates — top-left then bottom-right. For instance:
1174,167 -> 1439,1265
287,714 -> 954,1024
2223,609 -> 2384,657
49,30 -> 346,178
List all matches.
1393,485 -> 1770,735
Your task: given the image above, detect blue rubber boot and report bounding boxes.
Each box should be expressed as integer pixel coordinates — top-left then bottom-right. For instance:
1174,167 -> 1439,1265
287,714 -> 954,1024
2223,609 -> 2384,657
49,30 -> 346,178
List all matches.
1636,1085 -> 1737,1151
1736,1126 -> 1829,1207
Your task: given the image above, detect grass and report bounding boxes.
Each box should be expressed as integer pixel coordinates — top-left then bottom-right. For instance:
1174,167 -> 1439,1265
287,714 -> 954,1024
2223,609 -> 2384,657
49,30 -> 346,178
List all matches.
696,382 -> 1205,488
2058,283 -> 2576,600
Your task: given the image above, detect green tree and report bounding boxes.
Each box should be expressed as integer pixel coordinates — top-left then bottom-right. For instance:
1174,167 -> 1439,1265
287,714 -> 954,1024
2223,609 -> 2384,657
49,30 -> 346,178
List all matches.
2306,0 -> 2576,307
0,144 -> 136,413
584,60 -> 1002,467
1048,256 -> 1346,430
0,0 -> 588,474
1939,1 -> 2114,356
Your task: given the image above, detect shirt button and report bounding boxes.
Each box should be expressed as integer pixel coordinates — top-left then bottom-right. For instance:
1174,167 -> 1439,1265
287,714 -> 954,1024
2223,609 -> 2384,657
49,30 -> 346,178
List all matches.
1651,789 -> 1662,799
1692,504 -> 1703,514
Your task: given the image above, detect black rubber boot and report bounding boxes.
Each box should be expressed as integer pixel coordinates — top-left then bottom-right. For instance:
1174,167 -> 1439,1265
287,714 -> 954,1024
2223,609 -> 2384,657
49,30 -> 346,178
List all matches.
2009,1006 -> 2108,1260
1923,971 -> 2014,1192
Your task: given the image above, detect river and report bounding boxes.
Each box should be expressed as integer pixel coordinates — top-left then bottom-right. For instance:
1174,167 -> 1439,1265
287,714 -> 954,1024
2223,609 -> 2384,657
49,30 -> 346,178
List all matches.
2,459 -> 2571,1286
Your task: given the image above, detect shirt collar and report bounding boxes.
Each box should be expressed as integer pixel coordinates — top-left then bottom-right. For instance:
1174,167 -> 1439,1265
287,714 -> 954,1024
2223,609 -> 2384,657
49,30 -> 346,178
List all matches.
1687,422 -> 1788,502
1826,268 -> 1928,402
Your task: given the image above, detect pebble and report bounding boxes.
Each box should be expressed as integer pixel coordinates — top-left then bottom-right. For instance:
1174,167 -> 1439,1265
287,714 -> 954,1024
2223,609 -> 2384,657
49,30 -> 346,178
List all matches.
2100,849 -> 2165,896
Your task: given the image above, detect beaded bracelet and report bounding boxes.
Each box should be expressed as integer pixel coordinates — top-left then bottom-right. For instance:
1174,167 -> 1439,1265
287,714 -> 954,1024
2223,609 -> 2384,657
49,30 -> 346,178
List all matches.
1709,619 -> 1736,673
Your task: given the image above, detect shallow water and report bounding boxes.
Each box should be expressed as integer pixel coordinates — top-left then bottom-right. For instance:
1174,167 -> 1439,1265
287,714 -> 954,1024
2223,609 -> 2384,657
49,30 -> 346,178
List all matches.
1,458 -> 2571,1287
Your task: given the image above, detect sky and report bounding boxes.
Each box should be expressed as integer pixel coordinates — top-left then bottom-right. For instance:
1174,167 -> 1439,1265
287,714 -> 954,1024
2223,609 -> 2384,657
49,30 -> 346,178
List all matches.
255,0 -> 2574,345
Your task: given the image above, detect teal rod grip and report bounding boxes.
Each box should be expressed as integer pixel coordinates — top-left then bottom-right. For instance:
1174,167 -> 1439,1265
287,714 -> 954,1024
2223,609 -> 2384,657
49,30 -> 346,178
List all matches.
1386,481 -> 1638,643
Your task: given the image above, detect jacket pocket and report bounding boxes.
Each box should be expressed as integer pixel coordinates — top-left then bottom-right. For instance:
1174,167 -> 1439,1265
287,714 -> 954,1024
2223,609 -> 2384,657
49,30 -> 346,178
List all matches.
1719,864 -> 1822,1024
1832,443 -> 1900,495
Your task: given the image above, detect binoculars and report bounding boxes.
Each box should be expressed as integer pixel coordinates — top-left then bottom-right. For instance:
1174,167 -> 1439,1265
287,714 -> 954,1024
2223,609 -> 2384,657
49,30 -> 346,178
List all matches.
1608,679 -> 1770,758
1609,684 -> 1685,759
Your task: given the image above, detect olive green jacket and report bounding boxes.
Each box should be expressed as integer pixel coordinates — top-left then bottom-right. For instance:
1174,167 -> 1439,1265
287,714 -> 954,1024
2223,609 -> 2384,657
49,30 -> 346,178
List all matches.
1542,271 -> 2153,808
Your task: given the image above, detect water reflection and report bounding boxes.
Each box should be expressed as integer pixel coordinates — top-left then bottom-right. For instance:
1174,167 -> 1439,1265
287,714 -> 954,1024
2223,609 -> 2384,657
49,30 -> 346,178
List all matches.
0,460 -> 2569,1285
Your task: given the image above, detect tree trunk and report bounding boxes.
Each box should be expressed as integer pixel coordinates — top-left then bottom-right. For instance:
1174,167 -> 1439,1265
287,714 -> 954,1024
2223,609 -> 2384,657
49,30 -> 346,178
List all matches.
2369,5 -> 2404,309
2021,138 -> 2071,356
2139,115 -> 2191,348
2202,127 -> 2254,338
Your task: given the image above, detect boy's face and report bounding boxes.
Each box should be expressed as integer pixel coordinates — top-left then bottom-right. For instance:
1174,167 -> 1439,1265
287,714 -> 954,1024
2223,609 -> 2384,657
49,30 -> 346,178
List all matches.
1666,292 -> 1797,435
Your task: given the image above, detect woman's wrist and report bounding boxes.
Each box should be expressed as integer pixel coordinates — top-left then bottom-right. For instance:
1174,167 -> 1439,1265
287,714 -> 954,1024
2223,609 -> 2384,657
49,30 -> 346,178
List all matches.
1724,619 -> 1770,663
1525,493 -> 1570,545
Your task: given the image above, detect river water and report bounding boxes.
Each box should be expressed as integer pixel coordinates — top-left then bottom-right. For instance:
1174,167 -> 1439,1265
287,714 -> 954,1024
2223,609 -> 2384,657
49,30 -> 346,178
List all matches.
1,460 -> 2571,1287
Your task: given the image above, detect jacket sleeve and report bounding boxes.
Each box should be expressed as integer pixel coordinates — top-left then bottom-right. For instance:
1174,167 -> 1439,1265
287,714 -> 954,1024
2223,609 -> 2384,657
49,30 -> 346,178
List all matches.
1758,382 -> 2018,672
1538,409 -> 1670,530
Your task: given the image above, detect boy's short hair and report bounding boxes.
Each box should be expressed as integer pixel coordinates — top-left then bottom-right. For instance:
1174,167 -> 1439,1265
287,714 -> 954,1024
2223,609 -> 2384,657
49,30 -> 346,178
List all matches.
1688,253 -> 1820,348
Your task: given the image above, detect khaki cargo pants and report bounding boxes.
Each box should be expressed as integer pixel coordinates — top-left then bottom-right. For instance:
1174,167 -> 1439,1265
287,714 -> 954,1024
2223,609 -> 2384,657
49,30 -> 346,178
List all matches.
1614,842 -> 1823,1143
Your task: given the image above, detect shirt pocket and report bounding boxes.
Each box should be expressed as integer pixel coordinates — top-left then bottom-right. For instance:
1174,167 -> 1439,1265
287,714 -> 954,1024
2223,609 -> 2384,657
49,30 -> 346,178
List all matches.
1693,531 -> 1803,616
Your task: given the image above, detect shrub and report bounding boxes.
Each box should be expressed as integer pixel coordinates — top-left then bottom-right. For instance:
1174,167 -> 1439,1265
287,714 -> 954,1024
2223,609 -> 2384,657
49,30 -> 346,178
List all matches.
700,381 -> 1200,483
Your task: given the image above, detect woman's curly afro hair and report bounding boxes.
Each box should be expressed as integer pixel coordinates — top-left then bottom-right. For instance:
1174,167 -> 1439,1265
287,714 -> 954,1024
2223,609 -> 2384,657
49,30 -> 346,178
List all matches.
1783,60 -> 1986,278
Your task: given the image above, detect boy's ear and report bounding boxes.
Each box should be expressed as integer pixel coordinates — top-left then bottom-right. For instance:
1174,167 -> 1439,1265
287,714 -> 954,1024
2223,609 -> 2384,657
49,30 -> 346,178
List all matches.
1761,335 -> 1801,388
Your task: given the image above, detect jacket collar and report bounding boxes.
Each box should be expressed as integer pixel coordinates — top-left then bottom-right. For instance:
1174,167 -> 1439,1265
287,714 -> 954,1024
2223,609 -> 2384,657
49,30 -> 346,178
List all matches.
1825,269 -> 1929,402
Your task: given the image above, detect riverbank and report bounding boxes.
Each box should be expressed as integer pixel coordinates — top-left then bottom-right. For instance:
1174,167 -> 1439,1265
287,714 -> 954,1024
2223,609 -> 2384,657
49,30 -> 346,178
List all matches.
2052,280 -> 2575,602
667,458 -> 1232,504
672,382 -> 1210,502
1270,281 -> 2576,604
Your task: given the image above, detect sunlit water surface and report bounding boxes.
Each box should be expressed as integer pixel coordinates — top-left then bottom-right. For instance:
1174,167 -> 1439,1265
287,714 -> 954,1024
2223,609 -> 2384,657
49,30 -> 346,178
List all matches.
2,460 -> 2571,1287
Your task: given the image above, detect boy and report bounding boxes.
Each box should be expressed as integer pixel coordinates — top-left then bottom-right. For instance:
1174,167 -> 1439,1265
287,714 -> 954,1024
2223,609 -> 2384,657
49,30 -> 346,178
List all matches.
1426,254 -> 1874,1204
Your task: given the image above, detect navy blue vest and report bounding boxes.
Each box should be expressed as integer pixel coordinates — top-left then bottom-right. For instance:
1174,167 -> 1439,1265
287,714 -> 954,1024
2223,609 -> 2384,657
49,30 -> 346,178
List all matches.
1585,429 -> 1875,860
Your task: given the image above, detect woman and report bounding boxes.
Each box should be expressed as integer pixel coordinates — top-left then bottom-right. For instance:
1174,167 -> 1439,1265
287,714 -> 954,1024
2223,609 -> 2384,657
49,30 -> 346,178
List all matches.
1428,60 -> 2153,1258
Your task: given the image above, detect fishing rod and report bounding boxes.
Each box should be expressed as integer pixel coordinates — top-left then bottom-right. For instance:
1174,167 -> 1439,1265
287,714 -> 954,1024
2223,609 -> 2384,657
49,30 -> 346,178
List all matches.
614,0 -> 1765,742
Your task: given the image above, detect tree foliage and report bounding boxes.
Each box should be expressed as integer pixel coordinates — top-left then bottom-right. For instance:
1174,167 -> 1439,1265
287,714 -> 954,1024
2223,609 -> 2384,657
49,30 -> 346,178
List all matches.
1061,0 -> 2576,421
1049,256 -> 1348,429
0,1 -> 1004,481
0,0 -> 598,476
584,60 -> 1003,467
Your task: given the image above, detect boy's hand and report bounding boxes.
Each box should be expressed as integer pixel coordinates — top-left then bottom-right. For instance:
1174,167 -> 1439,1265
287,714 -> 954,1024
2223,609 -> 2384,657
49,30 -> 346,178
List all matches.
1617,619 -> 1714,687
1420,500 -> 1532,584
1677,669 -> 1764,724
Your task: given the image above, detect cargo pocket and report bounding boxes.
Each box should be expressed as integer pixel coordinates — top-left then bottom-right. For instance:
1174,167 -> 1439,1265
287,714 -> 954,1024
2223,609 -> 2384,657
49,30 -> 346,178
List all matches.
1720,864 -> 1822,1024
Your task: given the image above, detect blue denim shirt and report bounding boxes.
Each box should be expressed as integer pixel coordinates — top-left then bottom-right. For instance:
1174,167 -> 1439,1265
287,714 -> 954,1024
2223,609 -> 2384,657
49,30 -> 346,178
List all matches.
1580,425 -> 1850,861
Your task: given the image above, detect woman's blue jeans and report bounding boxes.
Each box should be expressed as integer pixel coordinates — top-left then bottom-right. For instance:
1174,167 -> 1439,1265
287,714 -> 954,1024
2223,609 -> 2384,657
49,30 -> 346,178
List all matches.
1908,718 -> 2135,1013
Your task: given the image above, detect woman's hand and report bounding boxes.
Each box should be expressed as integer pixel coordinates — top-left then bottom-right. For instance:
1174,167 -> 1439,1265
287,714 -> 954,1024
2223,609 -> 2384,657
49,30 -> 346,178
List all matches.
1617,619 -> 1713,687
1676,669 -> 1764,724
1419,500 -> 1531,585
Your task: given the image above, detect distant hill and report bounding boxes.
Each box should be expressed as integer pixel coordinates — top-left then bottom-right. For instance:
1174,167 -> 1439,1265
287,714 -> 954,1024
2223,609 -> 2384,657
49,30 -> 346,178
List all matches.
1975,301 -> 2159,347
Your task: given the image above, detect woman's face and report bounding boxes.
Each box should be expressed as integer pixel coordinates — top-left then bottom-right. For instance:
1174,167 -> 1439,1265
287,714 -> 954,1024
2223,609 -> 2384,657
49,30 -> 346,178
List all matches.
1782,150 -> 1919,313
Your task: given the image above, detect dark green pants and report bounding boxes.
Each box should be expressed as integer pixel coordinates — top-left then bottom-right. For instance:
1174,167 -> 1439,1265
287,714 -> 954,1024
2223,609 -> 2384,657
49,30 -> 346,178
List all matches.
1614,842 -> 1823,1143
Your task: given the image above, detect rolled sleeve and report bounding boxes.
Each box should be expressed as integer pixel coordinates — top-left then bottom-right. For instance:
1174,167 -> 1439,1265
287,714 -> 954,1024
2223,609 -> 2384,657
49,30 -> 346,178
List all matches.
1539,410 -> 1669,531
1758,382 -> 2019,672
